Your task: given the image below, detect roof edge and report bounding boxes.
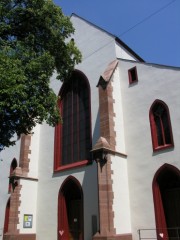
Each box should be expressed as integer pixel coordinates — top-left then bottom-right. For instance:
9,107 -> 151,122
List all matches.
70,13 -> 144,62
115,37 -> 144,62
117,58 -> 180,70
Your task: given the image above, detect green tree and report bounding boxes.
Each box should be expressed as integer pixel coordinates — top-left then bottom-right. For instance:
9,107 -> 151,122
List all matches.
0,0 -> 81,150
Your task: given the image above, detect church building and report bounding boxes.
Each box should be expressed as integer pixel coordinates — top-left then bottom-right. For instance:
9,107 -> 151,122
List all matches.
0,14 -> 180,240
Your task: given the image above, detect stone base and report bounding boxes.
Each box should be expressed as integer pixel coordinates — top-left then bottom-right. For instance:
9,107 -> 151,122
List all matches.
92,232 -> 132,240
93,236 -> 119,240
3,233 -> 36,240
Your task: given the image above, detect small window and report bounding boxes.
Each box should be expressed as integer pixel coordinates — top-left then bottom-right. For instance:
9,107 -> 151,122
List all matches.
149,100 -> 174,151
128,66 -> 138,84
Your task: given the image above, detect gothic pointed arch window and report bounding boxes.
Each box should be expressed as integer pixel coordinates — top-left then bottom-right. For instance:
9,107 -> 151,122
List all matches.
8,158 -> 17,193
149,100 -> 174,151
54,70 -> 92,171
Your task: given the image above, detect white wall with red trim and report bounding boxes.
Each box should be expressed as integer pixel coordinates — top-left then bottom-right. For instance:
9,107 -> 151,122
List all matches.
0,139 -> 21,236
117,59 -> 180,240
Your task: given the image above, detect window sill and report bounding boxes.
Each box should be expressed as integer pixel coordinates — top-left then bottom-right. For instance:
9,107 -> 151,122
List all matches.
129,80 -> 138,85
153,144 -> 174,152
54,159 -> 91,172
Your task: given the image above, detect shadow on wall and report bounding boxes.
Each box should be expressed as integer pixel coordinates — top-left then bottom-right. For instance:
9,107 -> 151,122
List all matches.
92,110 -> 100,148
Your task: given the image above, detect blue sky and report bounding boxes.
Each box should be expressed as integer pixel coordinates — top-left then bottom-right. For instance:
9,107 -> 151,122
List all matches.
54,0 -> 180,67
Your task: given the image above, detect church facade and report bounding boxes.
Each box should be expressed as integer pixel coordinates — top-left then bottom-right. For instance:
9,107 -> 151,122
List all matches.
0,14 -> 180,240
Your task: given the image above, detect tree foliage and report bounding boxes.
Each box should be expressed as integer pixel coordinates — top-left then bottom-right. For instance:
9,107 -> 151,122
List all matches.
0,0 -> 82,150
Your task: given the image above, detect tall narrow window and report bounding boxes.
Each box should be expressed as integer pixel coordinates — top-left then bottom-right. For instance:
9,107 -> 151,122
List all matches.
54,70 -> 92,171
150,100 -> 173,151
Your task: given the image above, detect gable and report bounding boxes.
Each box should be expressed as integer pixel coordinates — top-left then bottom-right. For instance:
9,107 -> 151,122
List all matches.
70,14 -> 144,62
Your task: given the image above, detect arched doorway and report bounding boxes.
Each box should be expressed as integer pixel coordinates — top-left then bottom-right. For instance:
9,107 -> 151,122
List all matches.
3,198 -> 10,235
153,164 -> 180,240
58,176 -> 84,240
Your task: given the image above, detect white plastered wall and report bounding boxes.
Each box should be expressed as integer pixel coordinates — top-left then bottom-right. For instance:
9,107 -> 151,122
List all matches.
111,155 -> 131,234
112,65 -> 126,154
17,125 -> 40,233
28,124 -> 40,178
115,42 -> 138,61
17,179 -> 38,233
111,65 -> 131,234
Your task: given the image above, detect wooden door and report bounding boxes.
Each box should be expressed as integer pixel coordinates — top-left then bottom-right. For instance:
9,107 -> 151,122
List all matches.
163,188 -> 180,240
68,200 -> 82,240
